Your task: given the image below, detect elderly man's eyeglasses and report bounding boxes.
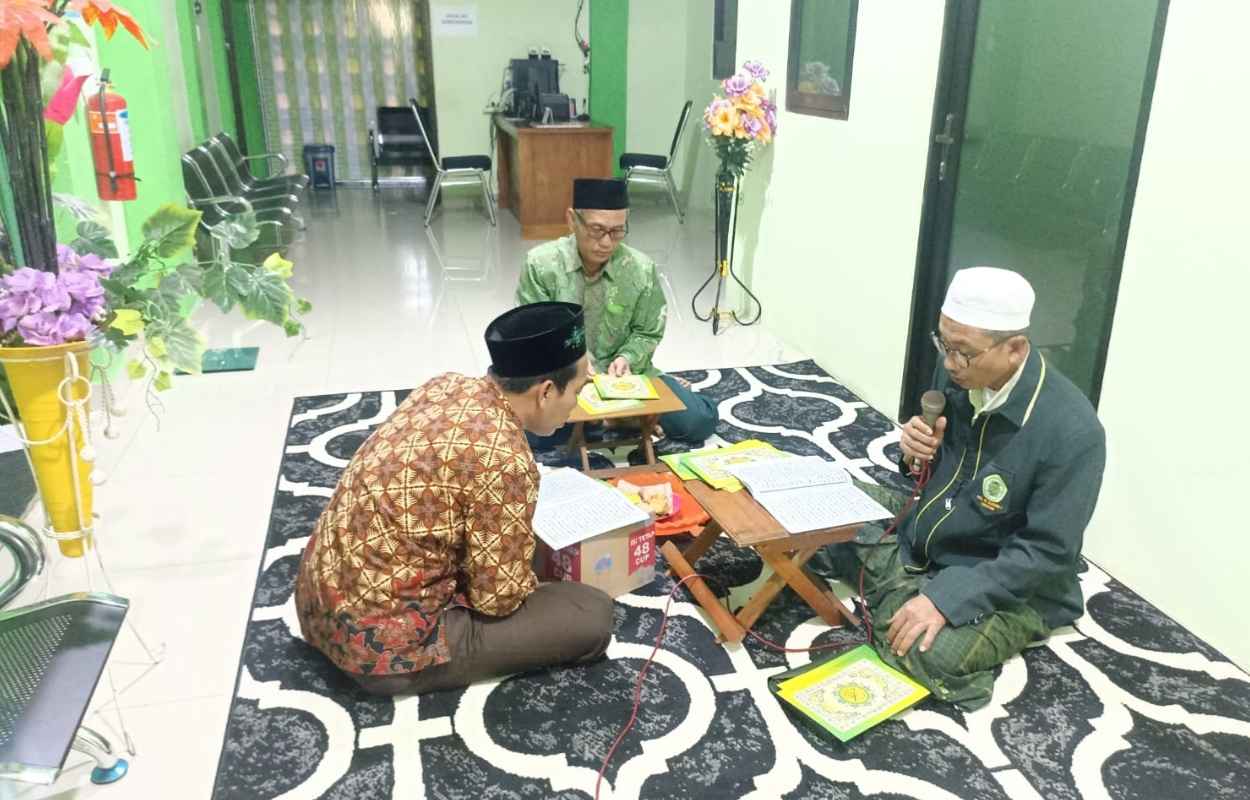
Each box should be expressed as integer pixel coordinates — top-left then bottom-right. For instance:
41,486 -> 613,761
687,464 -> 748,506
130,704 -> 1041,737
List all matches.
574,210 -> 628,242
931,331 -> 998,369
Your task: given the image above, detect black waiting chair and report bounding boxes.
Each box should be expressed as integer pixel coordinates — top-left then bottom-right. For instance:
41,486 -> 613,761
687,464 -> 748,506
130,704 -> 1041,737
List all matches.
209,132 -> 309,194
368,106 -> 434,190
181,154 -> 299,261
620,100 -> 694,222
408,98 -> 495,227
0,516 -> 131,786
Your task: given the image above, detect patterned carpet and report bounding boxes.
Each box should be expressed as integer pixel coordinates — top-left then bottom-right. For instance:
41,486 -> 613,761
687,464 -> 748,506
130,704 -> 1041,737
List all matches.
212,361 -> 1250,799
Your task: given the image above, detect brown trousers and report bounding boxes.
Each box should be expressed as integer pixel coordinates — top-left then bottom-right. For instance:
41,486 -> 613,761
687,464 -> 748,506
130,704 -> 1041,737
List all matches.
351,581 -> 615,695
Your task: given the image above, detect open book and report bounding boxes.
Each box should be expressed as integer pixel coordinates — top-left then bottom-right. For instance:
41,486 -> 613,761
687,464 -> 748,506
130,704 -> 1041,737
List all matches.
532,468 -> 650,550
727,456 -> 892,533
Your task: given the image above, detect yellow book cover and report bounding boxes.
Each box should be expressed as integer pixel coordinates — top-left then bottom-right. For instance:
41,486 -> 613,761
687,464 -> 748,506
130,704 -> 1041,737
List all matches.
682,441 -> 791,491
776,645 -> 929,742
593,374 -> 660,400
577,384 -> 644,416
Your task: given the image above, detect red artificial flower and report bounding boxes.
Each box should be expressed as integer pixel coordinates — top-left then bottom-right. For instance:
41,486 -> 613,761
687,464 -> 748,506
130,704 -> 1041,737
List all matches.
0,0 -> 60,68
70,0 -> 147,47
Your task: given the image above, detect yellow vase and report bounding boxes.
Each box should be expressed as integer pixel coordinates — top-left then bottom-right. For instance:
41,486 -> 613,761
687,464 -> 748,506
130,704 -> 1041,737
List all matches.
0,341 -> 94,557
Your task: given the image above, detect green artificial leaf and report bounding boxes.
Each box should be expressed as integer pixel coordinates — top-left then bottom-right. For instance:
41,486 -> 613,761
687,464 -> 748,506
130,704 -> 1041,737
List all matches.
282,319 -> 303,337
178,294 -> 201,318
110,309 -> 145,336
45,123 -> 65,163
72,221 -> 119,258
218,212 -> 260,249
132,269 -> 162,292
263,252 -> 294,279
147,336 -> 167,359
245,270 -> 294,326
141,204 -> 203,259
296,298 -> 313,315
155,319 -> 205,375
126,359 -> 147,379
66,22 -> 90,50
154,371 -> 173,392
201,264 -> 236,313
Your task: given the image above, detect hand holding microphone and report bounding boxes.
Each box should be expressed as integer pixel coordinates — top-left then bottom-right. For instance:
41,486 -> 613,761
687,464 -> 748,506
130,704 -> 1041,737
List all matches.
901,390 -> 947,472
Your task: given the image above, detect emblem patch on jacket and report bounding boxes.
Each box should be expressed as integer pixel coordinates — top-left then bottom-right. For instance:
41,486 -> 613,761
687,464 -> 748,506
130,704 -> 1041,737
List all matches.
977,473 -> 1008,512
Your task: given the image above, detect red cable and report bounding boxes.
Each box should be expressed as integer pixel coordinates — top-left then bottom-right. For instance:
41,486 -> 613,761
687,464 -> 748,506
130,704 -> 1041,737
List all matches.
595,464 -> 933,798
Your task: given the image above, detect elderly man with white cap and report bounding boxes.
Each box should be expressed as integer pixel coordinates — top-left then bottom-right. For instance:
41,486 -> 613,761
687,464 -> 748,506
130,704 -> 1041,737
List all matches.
815,267 -> 1106,710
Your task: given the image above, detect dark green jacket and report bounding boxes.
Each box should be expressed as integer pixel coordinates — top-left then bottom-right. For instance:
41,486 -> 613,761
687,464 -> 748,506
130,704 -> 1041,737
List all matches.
900,348 -> 1106,629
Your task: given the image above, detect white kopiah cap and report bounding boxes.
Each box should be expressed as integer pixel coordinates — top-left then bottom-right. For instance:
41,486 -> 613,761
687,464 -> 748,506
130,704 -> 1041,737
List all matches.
941,267 -> 1034,331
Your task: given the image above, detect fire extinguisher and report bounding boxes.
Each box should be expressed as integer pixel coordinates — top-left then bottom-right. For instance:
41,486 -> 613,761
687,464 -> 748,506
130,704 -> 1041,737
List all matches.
86,69 -> 137,202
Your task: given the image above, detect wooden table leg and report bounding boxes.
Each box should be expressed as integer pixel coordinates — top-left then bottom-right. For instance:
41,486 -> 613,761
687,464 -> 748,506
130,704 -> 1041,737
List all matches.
661,541 -> 745,643
680,519 -> 723,565
640,415 -> 659,464
565,422 -> 591,471
734,568 -> 791,632
757,543 -> 860,628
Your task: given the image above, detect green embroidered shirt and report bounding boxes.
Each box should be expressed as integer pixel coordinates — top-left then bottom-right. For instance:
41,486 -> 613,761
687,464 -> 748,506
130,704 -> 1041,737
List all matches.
516,235 -> 667,375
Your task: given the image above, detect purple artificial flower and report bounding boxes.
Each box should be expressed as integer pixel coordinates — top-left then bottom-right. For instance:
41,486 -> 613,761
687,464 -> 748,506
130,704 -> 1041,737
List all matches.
0,262 -> 104,345
60,269 -> 105,304
742,114 -> 764,139
54,312 -> 93,342
723,73 -> 752,97
15,312 -> 63,346
57,243 -> 113,277
742,60 -> 769,81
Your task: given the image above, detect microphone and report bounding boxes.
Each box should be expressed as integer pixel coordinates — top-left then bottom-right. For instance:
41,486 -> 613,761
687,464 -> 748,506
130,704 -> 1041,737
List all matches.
914,390 -> 946,470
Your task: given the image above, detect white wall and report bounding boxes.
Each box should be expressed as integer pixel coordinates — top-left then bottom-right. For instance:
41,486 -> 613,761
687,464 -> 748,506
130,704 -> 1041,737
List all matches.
679,0 -> 720,212
732,0 -> 944,413
627,0 -> 689,155
1086,3 -> 1250,669
429,2 -> 591,165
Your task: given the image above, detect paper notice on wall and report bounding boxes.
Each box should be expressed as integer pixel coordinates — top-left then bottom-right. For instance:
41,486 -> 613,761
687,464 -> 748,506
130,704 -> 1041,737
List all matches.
434,5 -> 477,37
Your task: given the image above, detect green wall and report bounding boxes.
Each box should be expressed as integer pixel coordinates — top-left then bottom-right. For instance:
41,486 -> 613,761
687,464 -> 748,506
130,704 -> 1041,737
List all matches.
590,0 -> 628,175
204,0 -> 238,138
95,0 -> 194,247
173,0 -> 208,141
229,0 -> 267,162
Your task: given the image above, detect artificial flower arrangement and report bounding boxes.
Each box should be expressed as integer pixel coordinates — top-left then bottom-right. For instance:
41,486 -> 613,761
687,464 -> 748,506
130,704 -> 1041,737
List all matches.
1,207 -> 309,391
702,60 -> 779,178
0,0 -> 308,402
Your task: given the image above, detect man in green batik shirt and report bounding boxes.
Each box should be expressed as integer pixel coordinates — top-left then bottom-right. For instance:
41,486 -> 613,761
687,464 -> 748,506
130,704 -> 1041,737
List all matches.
516,178 -> 718,446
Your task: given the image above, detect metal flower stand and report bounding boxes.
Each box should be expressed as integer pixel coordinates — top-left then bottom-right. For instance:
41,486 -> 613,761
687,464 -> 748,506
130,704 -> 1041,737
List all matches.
0,348 -> 166,786
692,169 -> 763,335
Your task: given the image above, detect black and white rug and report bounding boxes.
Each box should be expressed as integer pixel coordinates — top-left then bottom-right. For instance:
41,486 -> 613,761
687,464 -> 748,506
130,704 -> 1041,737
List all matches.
213,361 -> 1250,799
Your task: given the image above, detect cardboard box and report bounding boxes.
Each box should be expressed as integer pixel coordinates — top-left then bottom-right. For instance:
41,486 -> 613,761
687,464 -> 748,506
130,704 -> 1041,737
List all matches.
535,518 -> 656,598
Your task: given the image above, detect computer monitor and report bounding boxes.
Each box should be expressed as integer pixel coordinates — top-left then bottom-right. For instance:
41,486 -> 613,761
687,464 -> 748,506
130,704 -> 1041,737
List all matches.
510,57 -> 560,98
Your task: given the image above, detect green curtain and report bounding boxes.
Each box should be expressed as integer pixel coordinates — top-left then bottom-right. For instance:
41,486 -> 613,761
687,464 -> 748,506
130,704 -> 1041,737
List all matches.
250,0 -> 434,181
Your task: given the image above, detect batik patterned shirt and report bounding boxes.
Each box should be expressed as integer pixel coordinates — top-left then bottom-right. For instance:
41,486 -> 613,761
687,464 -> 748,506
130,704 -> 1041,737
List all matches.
517,235 -> 667,375
295,374 -> 539,676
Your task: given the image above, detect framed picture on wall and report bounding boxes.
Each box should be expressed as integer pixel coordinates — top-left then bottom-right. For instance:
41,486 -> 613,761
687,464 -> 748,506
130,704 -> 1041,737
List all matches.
787,0 -> 859,119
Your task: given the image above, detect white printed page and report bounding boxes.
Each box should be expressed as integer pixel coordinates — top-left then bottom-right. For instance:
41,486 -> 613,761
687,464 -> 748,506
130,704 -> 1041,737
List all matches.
755,484 -> 892,534
729,455 -> 851,494
532,468 -> 649,549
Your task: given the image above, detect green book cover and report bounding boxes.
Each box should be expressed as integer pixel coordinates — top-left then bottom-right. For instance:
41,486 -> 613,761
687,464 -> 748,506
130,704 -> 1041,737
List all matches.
773,645 -> 929,742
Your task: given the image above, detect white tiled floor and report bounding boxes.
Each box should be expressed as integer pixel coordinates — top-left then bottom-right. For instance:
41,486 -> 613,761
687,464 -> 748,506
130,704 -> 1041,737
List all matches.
6,187 -> 803,799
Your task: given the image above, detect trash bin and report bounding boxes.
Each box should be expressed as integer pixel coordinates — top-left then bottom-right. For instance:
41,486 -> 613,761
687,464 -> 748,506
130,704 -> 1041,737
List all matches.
303,144 -> 336,190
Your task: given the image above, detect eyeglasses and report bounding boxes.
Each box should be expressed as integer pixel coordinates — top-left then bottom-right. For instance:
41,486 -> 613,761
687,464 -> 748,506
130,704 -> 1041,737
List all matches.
931,330 -> 997,370
574,210 -> 629,242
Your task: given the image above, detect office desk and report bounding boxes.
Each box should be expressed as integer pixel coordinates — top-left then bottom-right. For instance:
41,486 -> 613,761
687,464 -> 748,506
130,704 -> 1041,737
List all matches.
494,115 -> 614,239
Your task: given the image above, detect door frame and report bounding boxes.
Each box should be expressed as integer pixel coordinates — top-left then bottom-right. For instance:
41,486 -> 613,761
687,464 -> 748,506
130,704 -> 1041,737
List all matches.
899,0 -> 1172,419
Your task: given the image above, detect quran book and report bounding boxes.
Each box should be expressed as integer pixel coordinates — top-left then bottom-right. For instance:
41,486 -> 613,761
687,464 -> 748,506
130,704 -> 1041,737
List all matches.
727,456 -> 892,533
577,383 -> 644,416
683,441 -> 792,491
774,645 -> 929,742
532,468 -> 650,550
593,374 -> 660,400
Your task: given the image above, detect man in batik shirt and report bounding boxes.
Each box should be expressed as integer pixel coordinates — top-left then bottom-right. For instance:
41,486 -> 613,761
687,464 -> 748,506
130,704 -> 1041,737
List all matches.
517,177 -> 718,446
295,302 -> 613,694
